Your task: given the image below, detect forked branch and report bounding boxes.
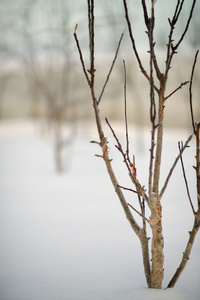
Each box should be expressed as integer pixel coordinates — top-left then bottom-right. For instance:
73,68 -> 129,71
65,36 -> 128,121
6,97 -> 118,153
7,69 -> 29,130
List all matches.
165,0 -> 196,80
105,117 -> 149,205
123,0 -> 159,93
173,0 -> 197,51
160,134 -> 193,199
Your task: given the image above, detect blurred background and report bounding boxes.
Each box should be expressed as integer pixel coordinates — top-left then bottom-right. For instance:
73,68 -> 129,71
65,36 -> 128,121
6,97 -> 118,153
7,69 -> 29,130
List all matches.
0,0 -> 199,127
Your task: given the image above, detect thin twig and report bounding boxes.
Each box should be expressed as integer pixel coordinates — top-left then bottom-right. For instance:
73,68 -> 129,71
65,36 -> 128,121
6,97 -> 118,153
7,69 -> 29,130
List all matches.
128,203 -> 150,223
118,184 -> 138,194
123,0 -> 159,93
97,31 -> 124,105
149,2 -> 156,123
165,0 -> 185,80
160,133 -> 193,199
105,117 -> 149,204
145,0 -> 162,81
189,49 -> 199,134
196,123 -> 200,208
173,0 -> 197,51
88,0 -> 95,87
74,24 -> 90,86
165,81 -> 189,101
178,142 -> 196,215
141,0 -> 149,29
148,1 -> 156,197
174,1 -> 185,23
123,60 -> 130,160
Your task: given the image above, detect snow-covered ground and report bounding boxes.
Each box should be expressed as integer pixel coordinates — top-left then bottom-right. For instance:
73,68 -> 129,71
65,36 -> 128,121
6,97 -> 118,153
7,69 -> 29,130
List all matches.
0,120 -> 199,300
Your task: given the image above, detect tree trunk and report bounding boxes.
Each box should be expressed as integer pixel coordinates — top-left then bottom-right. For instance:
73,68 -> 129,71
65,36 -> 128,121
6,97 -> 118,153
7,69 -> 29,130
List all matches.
139,229 -> 151,288
150,87 -> 165,289
150,194 -> 164,289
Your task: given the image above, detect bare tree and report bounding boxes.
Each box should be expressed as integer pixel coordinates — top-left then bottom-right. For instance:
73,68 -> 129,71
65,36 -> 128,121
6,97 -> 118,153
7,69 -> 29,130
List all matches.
74,0 -> 200,289
21,0 -> 77,172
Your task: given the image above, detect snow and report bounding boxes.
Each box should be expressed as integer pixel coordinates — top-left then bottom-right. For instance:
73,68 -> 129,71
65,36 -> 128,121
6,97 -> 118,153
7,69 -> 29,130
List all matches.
0,120 -> 200,300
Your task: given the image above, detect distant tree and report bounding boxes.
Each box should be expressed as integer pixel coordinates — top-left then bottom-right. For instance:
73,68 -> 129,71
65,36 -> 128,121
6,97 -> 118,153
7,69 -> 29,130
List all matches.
75,0 -> 200,289
21,0 -> 78,172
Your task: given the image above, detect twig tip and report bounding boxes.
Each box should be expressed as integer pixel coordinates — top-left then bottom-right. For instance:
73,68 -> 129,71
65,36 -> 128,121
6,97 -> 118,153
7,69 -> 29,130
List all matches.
74,24 -> 78,33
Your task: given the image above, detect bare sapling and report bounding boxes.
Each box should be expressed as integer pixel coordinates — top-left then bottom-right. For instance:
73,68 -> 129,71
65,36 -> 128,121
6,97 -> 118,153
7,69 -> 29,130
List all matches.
74,0 -> 199,289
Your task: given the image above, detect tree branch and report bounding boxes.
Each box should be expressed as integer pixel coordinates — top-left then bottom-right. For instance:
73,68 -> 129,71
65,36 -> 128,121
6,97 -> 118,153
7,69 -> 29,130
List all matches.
178,142 -> 196,215
74,24 -> 90,86
123,0 -> 159,93
123,60 -> 130,162
164,0 -> 188,81
164,81 -> 189,101
196,123 -> 200,209
173,0 -> 197,51
118,184 -> 138,194
97,31 -> 124,105
128,203 -> 150,223
189,49 -> 199,134
105,117 -> 149,205
159,134 -> 193,199
148,1 -> 157,197
167,215 -> 200,288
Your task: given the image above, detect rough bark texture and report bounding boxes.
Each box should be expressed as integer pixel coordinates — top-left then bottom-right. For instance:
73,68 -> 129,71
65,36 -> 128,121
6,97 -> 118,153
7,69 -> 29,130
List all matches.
150,86 -> 165,289
153,87 -> 165,194
150,194 -> 164,289
139,229 -> 151,288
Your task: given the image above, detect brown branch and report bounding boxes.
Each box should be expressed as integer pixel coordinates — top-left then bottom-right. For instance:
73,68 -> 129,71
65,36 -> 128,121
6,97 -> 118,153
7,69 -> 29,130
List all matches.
148,128 -> 156,196
123,0 -> 145,75
164,81 -> 189,101
178,142 -> 196,215
123,0 -> 159,93
173,0 -> 197,51
105,117 -> 149,205
144,1 -> 162,81
123,60 -> 130,162
165,0 -> 186,80
141,0 -> 149,29
196,123 -> 200,208
128,203 -> 150,223
74,24 -> 90,86
149,3 -> 156,124
174,0 -> 185,22
160,134 -> 193,199
148,1 -> 156,197
88,0 -> 95,87
97,31 -> 124,105
118,185 -> 138,194
189,50 -> 199,134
